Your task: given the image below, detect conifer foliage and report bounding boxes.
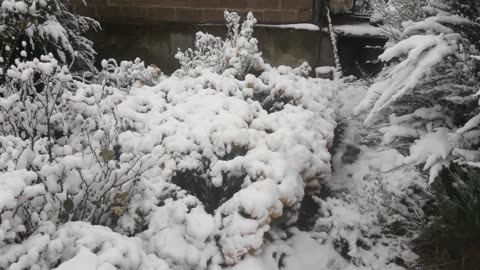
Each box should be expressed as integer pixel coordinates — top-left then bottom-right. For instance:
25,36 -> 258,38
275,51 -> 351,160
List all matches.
0,0 -> 99,73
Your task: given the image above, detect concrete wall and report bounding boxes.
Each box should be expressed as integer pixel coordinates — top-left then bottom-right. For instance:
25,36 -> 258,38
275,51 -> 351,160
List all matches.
89,23 -> 335,75
72,0 -> 354,25
71,1 -> 354,75
73,0 -> 314,24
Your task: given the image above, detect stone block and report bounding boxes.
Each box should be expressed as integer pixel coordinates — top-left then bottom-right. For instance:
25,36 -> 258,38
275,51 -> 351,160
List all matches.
280,0 -> 312,10
246,0 -> 279,9
176,8 -> 205,22
95,6 -> 123,20
146,7 -> 176,21
122,7 -> 148,19
108,0 -> 131,6
263,9 -> 298,24
221,0 -> 247,9
203,8 -> 226,23
188,0 -> 219,8
298,10 -> 312,22
134,0 -> 190,7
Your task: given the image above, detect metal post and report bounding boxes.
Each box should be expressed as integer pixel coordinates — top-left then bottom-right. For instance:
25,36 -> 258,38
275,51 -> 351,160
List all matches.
313,0 -> 322,25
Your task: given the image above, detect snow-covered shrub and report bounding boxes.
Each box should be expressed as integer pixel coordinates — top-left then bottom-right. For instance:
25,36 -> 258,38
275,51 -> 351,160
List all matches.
354,0 -> 480,266
0,54 -> 73,159
353,0 -> 375,14
0,8 -> 343,268
116,64 -> 337,264
355,2 -> 480,182
0,55 -> 158,242
0,63 -> 338,268
0,55 -> 178,268
311,101 -> 428,269
84,58 -> 163,90
175,11 -> 265,79
369,0 -> 428,39
0,0 -> 99,72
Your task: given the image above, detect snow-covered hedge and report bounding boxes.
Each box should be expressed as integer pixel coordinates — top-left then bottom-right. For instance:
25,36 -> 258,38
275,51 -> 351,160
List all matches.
0,11 -> 339,269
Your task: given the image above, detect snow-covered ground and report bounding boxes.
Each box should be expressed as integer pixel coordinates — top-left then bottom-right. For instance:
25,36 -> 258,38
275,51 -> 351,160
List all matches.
333,23 -> 387,38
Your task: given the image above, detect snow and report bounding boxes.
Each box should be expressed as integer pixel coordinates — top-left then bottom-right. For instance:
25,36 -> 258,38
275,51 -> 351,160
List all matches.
457,114 -> 480,134
185,208 -> 216,243
316,66 -> 336,74
0,170 -> 38,209
333,23 -> 387,37
53,247 -> 98,270
405,128 -> 453,183
355,34 -> 459,125
256,23 -> 320,31
318,80 -> 426,269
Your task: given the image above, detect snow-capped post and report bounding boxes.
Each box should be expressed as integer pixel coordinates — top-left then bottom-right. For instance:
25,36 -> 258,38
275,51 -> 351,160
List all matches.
327,7 -> 342,77
316,66 -> 336,79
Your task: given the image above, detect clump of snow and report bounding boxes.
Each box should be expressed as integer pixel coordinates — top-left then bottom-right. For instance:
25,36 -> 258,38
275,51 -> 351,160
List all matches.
333,23 -> 387,38
256,23 -> 320,31
355,33 -> 461,125
405,128 -> 453,183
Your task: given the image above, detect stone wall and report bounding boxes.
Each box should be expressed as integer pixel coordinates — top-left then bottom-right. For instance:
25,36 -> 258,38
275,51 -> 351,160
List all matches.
73,0 -> 315,24
89,23 -> 335,75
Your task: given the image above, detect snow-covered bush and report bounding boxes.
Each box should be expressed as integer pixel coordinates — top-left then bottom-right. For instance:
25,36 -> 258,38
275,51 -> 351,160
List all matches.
81,58 -> 163,90
354,0 -> 480,266
313,145 -> 427,269
175,11 -> 265,79
117,63 -> 337,265
0,10 -> 341,269
0,60 -> 338,269
369,0 -> 428,38
0,0 -> 99,73
0,55 -> 161,244
355,1 -> 480,182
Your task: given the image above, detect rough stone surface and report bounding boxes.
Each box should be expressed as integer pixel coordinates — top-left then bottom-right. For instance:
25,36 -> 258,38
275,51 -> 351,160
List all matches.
73,0 -> 354,24
89,23 -> 335,74
72,0 -> 317,24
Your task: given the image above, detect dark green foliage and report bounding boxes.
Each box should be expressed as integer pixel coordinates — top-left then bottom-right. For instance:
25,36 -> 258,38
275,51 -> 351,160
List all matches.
416,163 -> 480,268
63,197 -> 74,212
172,144 -> 249,214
